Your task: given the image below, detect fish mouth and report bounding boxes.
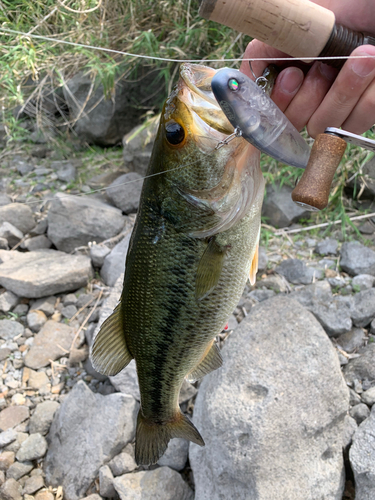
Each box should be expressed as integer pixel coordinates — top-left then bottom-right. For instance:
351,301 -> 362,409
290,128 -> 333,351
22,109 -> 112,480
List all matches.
178,64 -> 234,137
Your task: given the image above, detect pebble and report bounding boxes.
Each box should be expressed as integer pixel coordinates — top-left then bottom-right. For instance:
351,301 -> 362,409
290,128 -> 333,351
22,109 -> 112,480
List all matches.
6,461 -> 33,481
0,451 -> 15,470
336,328 -> 366,353
26,310 -> 47,333
157,438 -> 189,471
27,369 -> 49,391
0,429 -> 17,447
34,490 -> 54,500
0,292 -> 19,314
63,293 -> 77,306
23,235 -> 52,251
0,321 -> 24,341
16,433 -> 48,462
361,386 -> 375,406
349,403 -> 371,425
29,401 -> 60,435
99,465 -> 116,498
29,297 -> 55,317
23,475 -> 44,495
0,478 -> 22,500
352,274 -> 375,291
61,305 -> 77,319
108,445 -> 137,476
0,406 -> 29,432
314,238 -> 338,256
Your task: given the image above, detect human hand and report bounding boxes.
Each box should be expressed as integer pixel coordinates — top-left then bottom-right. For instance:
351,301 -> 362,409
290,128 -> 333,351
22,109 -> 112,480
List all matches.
240,0 -> 375,138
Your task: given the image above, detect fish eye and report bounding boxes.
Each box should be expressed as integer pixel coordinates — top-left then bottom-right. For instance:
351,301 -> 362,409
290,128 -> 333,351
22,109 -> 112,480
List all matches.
165,121 -> 185,146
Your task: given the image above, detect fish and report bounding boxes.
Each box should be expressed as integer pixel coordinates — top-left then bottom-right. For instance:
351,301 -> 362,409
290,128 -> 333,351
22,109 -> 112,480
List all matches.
90,63 -> 268,466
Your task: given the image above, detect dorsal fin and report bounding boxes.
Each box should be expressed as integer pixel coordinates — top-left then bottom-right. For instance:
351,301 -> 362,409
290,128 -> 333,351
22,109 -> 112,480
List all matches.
186,341 -> 223,383
90,303 -> 132,376
195,237 -> 226,301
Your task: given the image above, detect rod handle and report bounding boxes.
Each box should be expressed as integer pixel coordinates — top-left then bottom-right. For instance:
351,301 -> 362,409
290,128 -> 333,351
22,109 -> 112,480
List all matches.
291,133 -> 347,211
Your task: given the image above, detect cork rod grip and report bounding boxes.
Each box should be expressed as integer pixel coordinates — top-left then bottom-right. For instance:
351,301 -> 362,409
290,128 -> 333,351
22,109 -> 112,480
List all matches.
291,134 -> 347,211
199,0 -> 335,59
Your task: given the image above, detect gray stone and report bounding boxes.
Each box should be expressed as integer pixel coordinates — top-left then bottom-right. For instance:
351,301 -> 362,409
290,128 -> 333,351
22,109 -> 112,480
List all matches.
340,242 -> 375,276
314,238 -> 339,256
0,223 -> 23,248
24,320 -> 75,369
81,496 -> 102,500
157,438 -> 189,471
23,475 -> 44,495
16,433 -> 47,461
0,429 -> 17,448
350,405 -> 375,499
0,194 -> 12,206
0,478 -> 22,500
0,451 -> 14,471
257,246 -> 268,273
289,280 -> 332,308
0,348 -> 11,361
256,274 -> 289,293
262,184 -> 311,228
336,328 -> 366,353
351,289 -> 375,327
343,344 -> 375,385
311,297 -> 353,337
61,305 -> 77,319
190,296 -> 349,500
248,288 -> 275,302
342,415 -> 358,451
371,319 -> 375,334
0,320 -> 24,341
113,467 -> 193,500
108,445 -> 137,476
275,259 -> 323,285
0,407 -> 29,432
89,244 -> 111,268
54,161 -> 76,183
101,229 -> 133,287
30,218 -> 48,236
0,249 -> 93,298
27,310 -> 47,333
30,297 -> 55,317
47,193 -> 126,253
0,238 -> 8,250
99,465 -> 116,498
122,121 -> 158,176
29,401 -> 60,435
178,380 -> 198,405
4,432 -> 28,454
12,304 -> 28,317
352,274 -> 375,292
361,387 -> 375,406
0,204 -> 35,234
6,461 -> 33,480
63,293 -> 77,306
44,381 -> 139,500
0,292 -> 19,314
23,235 -> 52,251
106,173 -> 143,214
350,403 -> 371,425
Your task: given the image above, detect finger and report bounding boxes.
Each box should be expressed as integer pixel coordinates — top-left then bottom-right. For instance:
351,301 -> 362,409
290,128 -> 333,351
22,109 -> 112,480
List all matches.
342,79 -> 375,133
240,40 -> 289,81
268,67 -> 305,112
307,45 -> 375,137
274,62 -> 338,131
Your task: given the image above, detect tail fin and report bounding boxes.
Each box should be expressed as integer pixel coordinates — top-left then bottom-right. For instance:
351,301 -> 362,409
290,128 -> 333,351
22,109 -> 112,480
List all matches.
135,410 -> 205,465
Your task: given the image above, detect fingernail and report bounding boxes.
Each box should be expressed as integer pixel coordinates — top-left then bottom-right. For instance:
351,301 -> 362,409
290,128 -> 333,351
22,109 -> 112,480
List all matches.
318,62 -> 337,80
278,67 -> 304,94
351,49 -> 375,77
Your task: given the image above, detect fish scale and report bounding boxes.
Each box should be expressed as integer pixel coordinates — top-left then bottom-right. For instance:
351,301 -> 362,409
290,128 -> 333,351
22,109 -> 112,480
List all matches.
90,63 -> 271,466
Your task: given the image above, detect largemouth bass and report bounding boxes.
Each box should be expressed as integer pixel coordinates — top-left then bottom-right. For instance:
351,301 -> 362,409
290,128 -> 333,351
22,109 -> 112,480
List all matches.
91,63 -> 267,466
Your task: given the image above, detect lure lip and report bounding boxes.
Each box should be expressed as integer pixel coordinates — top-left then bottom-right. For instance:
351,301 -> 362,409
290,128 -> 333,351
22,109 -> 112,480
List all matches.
211,68 -> 311,170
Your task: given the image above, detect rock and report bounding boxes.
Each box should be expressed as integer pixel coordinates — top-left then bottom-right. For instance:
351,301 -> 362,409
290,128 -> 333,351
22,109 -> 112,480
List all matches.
30,218 -> 48,236
30,297 -> 55,317
256,273 -> 289,293
108,445 -> 137,476
258,246 -> 268,273
99,465 -> 116,498
0,451 -> 15,470
336,328 -> 366,353
27,369 -> 50,391
0,238 -> 8,250
100,229 -> 132,287
289,280 -> 332,308
27,310 -> 47,333
0,406 -> 29,432
178,380 -> 198,405
110,360 -> 140,401
157,438 -> 189,471
23,235 -> 52,251
4,432 -> 28,454
248,288 -> 275,302
69,347 -> 88,366
113,467 -> 193,500
63,294 -> 77,306
0,194 -> 11,206
0,429 -> 17,447
23,475 -> 44,495
0,223 -> 23,247
106,173 -> 143,214
6,461 -> 33,480
61,305 -> 77,319
350,403 -> 371,425
351,289 -> 375,327
34,490 -> 54,500
0,292 -> 19,313
361,387 -> 375,406
54,161 -> 76,183
314,238 -> 339,256
24,320 -> 75,369
0,478 -> 22,500
310,297 -> 353,337
340,242 -> 375,276
343,344 -> 375,385
0,204 -> 35,234
0,348 -> 11,362
16,433 -> 47,461
190,296 -> 349,500
262,184 -> 311,228
47,193 -> 126,252
0,320 -> 24,341
122,120 -> 158,176
275,258 -> 323,285
81,496 -> 103,500
352,274 -> 375,291
44,381 -> 139,500
0,249 -> 93,298
89,244 -> 111,268
350,405 -> 375,499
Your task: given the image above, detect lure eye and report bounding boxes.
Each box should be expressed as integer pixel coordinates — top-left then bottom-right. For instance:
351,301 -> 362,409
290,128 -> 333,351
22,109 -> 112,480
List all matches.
165,121 -> 185,146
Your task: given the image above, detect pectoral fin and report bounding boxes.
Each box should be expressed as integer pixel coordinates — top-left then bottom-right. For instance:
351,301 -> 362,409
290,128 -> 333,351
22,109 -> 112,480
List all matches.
195,237 -> 226,301
90,303 -> 132,376
186,341 -> 223,383
249,243 -> 259,286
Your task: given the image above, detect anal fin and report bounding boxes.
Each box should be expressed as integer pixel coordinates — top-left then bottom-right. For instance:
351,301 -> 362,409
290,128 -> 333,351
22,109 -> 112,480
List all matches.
90,303 -> 132,376
195,237 -> 226,301
249,243 -> 259,286
186,341 -> 223,383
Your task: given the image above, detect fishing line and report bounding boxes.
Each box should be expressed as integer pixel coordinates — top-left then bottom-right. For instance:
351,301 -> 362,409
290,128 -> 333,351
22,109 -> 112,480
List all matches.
1,27 -> 375,63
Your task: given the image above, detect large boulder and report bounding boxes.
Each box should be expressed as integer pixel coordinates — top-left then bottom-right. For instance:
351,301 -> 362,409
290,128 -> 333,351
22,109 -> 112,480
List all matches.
47,193 -> 126,253
190,296 -> 349,500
